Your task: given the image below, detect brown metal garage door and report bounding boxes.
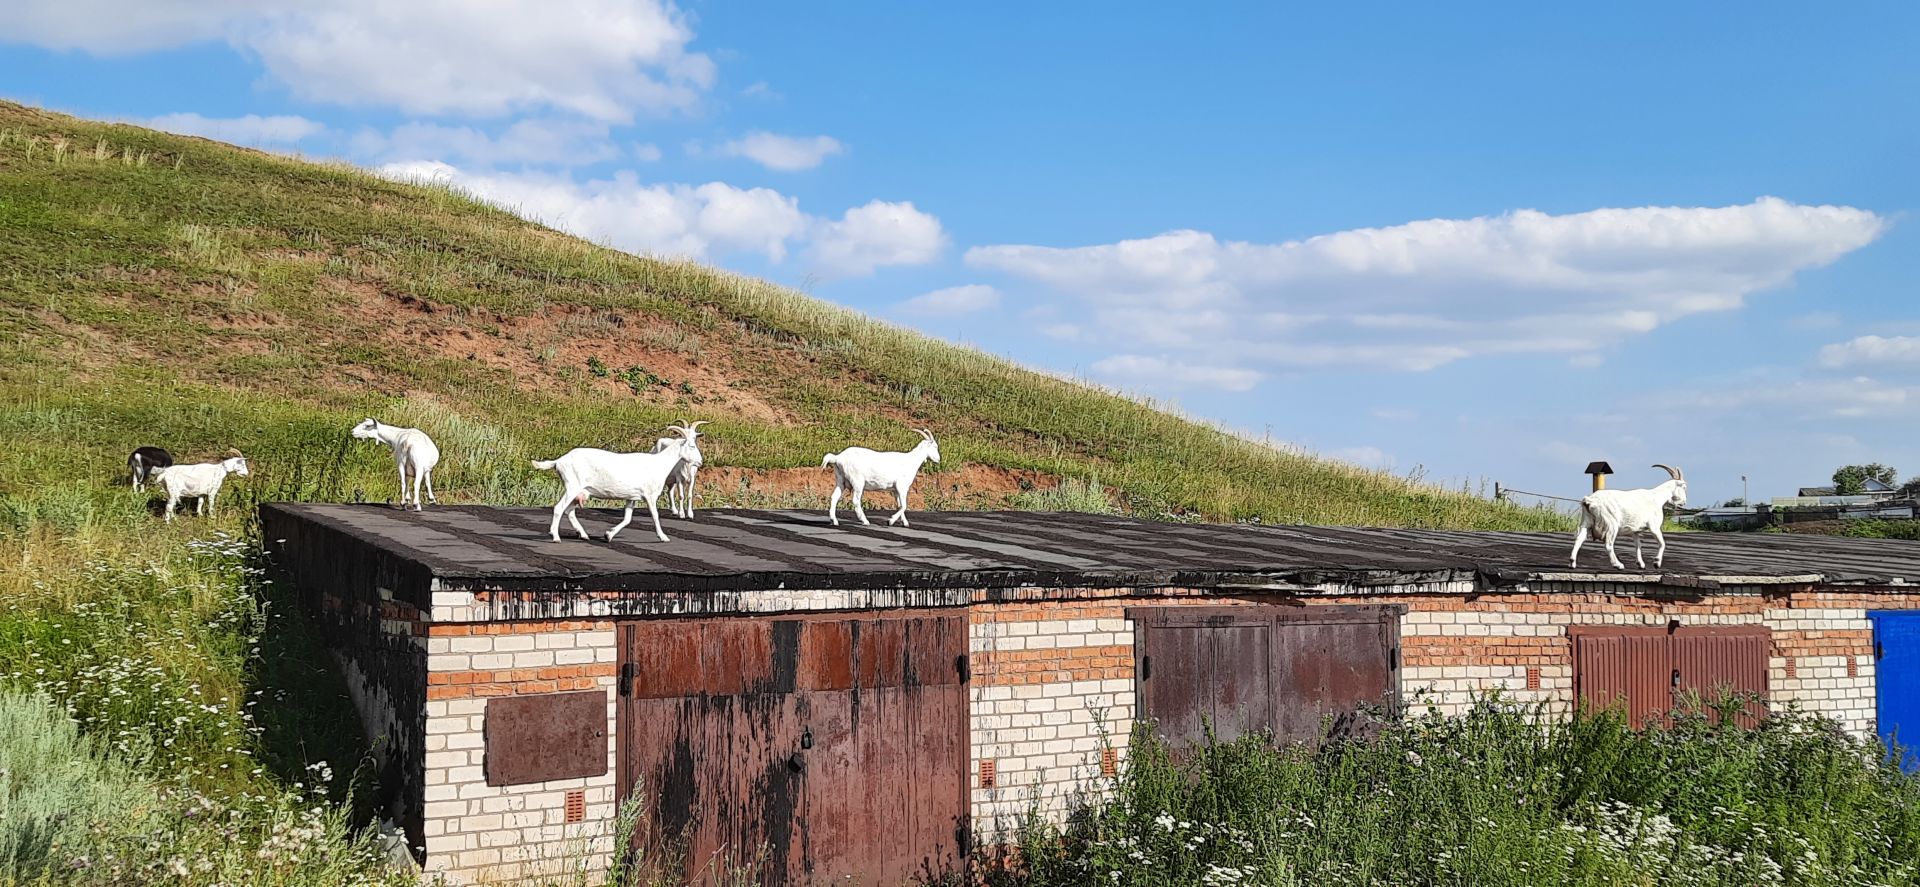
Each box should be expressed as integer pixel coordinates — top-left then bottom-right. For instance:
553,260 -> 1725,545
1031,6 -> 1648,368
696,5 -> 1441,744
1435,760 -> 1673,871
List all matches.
616,613 -> 968,886
1127,605 -> 1401,748
1572,625 -> 1770,726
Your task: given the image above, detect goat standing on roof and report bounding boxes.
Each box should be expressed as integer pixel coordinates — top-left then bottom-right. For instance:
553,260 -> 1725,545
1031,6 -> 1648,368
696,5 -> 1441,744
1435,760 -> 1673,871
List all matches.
352,418 -> 442,511
822,428 -> 940,527
1571,464 -> 1687,570
649,420 -> 707,519
532,425 -> 704,543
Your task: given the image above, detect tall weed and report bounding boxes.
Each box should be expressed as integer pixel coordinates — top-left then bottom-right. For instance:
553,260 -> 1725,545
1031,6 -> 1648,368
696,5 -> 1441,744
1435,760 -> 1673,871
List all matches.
991,698 -> 1920,887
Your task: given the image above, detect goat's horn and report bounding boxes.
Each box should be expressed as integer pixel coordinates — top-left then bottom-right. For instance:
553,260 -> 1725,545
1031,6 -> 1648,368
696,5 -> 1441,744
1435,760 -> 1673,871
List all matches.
916,427 -> 934,440
1651,463 -> 1683,481
686,420 -> 708,431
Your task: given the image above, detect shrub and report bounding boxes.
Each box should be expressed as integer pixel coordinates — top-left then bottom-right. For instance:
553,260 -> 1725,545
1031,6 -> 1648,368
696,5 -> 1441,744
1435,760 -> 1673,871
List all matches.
0,690 -> 157,881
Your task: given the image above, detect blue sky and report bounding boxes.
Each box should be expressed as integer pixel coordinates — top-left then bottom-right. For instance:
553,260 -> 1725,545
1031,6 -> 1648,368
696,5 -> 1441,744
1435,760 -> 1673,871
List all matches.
5,2 -> 1918,506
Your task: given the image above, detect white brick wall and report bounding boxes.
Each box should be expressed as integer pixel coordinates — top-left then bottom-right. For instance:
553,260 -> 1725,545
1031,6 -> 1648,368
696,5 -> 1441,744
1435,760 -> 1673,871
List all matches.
421,626 -> 619,885
1767,605 -> 1876,735
968,614 -> 1134,836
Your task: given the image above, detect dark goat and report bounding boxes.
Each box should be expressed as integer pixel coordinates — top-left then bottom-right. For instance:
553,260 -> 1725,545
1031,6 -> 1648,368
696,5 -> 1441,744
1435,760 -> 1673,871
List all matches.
128,446 -> 174,492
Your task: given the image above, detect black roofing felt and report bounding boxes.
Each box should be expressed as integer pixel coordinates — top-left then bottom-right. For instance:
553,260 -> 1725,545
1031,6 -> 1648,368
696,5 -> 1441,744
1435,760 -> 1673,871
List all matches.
258,503 -> 1920,594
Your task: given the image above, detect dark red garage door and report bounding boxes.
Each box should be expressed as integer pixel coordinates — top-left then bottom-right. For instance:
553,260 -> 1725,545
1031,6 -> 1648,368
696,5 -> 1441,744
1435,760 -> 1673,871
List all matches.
1572,625 -> 1770,726
1127,605 -> 1401,748
617,613 -> 968,886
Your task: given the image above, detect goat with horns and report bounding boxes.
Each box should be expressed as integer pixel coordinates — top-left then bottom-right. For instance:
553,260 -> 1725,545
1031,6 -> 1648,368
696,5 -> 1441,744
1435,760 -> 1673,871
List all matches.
1570,464 -> 1688,570
531,424 -> 705,544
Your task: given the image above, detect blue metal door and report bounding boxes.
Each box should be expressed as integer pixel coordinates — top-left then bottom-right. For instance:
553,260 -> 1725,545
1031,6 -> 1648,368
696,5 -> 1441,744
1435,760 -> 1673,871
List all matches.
1869,611 -> 1920,772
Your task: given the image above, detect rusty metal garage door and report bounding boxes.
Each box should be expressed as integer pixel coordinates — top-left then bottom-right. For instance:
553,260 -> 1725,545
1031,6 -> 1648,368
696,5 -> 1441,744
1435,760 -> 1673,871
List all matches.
1127,605 -> 1401,748
1572,625 -> 1770,726
616,613 -> 968,886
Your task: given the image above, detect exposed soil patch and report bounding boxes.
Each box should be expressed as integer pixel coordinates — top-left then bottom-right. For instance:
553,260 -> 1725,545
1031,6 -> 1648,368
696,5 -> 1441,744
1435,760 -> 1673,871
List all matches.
695,464 -> 1058,510
328,281 -> 797,424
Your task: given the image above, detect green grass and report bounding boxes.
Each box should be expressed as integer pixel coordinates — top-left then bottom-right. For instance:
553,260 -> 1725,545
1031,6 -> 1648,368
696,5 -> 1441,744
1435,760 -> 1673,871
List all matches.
990,698 -> 1920,887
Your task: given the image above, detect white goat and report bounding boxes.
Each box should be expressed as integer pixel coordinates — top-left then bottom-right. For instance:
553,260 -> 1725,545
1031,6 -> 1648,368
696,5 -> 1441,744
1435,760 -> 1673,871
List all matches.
1570,464 -> 1688,570
532,425 -> 705,543
351,418 -> 441,511
155,455 -> 250,522
648,420 -> 708,519
821,428 -> 941,527
128,446 -> 173,492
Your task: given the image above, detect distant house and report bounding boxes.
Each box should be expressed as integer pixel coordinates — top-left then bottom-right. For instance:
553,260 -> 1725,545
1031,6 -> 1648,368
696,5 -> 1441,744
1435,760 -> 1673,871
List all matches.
1798,478 -> 1898,499
1773,478 -> 1908,512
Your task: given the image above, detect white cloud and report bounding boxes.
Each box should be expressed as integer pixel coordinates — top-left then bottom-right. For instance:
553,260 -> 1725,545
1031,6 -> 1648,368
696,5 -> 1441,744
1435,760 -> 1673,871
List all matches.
720,132 -> 843,171
740,81 -> 781,100
0,0 -> 258,53
967,198 -> 1888,377
1089,355 -> 1262,392
143,112 -> 325,145
3,0 -> 714,121
901,284 -> 1001,316
1818,335 -> 1920,369
806,200 -> 947,277
1568,353 -> 1605,368
380,162 -> 805,262
1646,374 -> 1916,419
375,163 -> 943,277
1328,446 -> 1393,469
351,119 -> 619,167
633,143 -> 663,162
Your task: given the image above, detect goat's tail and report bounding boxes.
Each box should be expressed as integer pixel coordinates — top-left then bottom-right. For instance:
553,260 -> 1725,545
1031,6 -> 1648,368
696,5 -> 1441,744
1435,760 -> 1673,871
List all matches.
821,453 -> 837,468
530,459 -> 559,471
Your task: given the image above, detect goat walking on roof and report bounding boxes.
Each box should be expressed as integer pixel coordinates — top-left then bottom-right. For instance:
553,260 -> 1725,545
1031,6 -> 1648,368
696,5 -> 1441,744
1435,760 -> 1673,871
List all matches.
822,428 -> 940,527
648,420 -> 708,519
155,453 -> 250,522
1571,464 -> 1688,570
532,425 -> 705,543
128,446 -> 173,492
352,418 -> 441,511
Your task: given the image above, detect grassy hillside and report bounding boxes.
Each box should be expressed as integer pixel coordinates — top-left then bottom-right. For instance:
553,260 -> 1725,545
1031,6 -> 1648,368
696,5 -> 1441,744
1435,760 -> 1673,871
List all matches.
0,101 -> 1563,883
0,100 -> 1562,533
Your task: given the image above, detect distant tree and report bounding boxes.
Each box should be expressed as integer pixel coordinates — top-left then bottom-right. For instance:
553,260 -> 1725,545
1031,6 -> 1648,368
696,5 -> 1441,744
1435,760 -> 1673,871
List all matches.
1901,478 -> 1920,499
1833,463 -> 1898,496
1721,497 -> 1746,508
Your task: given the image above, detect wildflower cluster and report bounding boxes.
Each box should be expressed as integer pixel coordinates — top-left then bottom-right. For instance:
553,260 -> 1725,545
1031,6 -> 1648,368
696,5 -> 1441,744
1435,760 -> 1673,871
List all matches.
986,697 -> 1920,887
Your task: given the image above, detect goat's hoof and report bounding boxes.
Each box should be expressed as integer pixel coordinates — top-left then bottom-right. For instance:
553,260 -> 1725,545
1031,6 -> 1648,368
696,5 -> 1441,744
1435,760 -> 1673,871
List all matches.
605,533 -> 617,542
656,535 -> 670,543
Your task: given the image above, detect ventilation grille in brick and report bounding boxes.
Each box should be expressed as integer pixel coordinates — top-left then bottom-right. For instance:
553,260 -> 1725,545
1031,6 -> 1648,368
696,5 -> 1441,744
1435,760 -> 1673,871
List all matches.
979,759 -> 996,788
565,790 -> 586,824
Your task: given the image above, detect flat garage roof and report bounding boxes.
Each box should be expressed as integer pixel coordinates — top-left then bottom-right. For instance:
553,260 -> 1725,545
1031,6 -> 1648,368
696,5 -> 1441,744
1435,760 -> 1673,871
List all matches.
259,503 -> 1920,595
